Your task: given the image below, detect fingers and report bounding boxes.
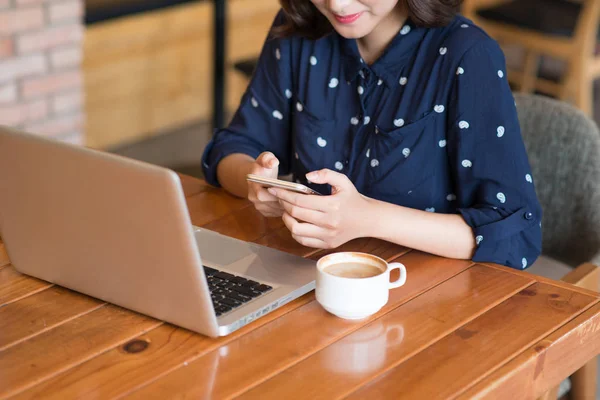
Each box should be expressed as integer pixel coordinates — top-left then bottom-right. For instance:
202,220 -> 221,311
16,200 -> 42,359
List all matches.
279,198 -> 326,226
306,169 -> 352,192
247,154 -> 282,217
250,185 -> 278,203
255,201 -> 283,217
258,209 -> 283,218
248,183 -> 282,215
249,189 -> 282,217
282,212 -> 329,240
291,234 -> 329,249
268,187 -> 330,212
255,152 -> 279,170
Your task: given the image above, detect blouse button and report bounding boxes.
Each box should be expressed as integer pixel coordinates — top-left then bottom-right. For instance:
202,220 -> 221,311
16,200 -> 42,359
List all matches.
524,212 -> 533,220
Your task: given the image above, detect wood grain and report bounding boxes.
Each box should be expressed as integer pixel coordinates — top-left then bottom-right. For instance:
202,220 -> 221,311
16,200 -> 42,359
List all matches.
177,173 -> 211,198
203,205 -> 285,242
85,2 -> 211,149
185,189 -> 250,227
254,226 -> 322,257
308,237 -> 410,262
484,262 -> 600,298
345,283 -> 598,400
239,265 -> 534,399
561,262 -> 600,290
0,266 -> 52,307
124,251 -> 473,399
85,0 -> 280,149
570,353 -> 598,400
6,179 -> 600,400
0,305 -> 160,399
0,286 -> 104,352
12,293 -> 315,400
0,242 -> 10,268
457,303 -> 600,400
553,263 -> 599,400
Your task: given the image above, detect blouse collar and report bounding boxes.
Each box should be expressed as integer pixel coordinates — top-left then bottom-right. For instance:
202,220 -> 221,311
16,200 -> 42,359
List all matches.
338,18 -> 427,87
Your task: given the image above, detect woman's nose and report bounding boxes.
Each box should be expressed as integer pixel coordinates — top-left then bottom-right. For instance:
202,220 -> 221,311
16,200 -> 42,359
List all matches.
327,0 -> 353,14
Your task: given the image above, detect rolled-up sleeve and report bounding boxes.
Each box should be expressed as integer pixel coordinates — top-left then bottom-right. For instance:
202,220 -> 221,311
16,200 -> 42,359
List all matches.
447,39 -> 542,270
202,11 -> 293,186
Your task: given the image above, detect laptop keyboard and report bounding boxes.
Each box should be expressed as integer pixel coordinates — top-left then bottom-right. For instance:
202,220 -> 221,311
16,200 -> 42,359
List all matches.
204,266 -> 273,316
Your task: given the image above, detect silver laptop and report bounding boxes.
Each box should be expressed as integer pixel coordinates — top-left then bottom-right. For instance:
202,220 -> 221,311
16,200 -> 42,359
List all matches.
0,128 -> 316,337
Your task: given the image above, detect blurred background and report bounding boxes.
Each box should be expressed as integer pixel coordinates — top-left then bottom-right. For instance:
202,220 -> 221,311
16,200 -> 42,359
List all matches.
1,0 -> 598,179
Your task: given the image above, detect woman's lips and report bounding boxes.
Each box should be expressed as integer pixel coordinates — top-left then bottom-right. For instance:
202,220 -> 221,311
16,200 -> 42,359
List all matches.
333,12 -> 363,24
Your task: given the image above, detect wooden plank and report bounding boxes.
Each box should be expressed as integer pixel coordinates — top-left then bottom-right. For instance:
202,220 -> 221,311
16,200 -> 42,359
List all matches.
85,0 -> 279,149
458,302 -> 600,400
254,226 -> 322,257
308,237 -> 411,262
85,2 -> 212,149
0,176 -> 223,361
12,293 -> 315,400
0,305 -> 160,399
185,189 -> 250,227
0,265 -> 52,307
0,286 -> 104,352
345,283 -> 598,400
177,173 -> 211,198
561,262 -> 599,290
0,242 -> 10,268
13,234 -> 408,398
484,262 -> 600,298
124,252 -> 473,399
239,265 -> 535,399
0,186 -> 257,398
202,205 -> 285,242
254,227 -> 410,260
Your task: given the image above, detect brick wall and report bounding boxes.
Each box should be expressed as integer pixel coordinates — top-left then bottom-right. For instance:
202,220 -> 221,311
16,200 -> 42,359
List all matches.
0,0 -> 84,145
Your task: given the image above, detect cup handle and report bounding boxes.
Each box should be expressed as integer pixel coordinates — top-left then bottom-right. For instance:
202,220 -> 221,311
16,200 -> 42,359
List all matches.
386,325 -> 405,347
388,262 -> 407,289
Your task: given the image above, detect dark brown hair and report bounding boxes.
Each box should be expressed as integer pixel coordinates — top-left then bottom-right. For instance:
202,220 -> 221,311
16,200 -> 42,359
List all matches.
272,0 -> 463,40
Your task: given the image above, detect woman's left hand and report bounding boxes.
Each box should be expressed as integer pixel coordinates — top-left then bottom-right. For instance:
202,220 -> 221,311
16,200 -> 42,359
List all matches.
267,169 -> 372,249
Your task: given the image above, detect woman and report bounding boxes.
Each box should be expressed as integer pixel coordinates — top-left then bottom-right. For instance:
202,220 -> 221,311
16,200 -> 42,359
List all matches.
201,0 -> 542,270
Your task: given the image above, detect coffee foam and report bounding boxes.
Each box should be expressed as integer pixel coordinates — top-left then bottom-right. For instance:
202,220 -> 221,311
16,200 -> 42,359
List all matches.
318,252 -> 386,272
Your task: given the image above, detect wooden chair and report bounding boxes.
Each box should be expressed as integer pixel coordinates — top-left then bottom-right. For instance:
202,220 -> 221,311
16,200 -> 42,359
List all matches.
463,0 -> 600,116
516,93 -> 600,399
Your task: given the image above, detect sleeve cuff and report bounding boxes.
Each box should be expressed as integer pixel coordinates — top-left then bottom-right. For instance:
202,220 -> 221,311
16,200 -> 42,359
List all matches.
459,205 -> 542,269
201,139 -> 262,187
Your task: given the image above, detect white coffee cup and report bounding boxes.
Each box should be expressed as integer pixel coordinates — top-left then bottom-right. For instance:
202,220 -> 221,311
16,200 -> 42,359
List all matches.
316,252 -> 407,320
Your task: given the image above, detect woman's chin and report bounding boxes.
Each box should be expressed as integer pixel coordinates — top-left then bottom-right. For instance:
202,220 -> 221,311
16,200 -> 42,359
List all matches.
332,24 -> 372,39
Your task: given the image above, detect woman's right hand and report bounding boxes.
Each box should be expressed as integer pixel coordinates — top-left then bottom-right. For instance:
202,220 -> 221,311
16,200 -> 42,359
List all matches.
247,152 -> 284,217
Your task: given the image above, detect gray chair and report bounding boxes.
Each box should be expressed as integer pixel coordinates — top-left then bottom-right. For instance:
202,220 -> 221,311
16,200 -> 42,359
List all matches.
515,93 -> 600,399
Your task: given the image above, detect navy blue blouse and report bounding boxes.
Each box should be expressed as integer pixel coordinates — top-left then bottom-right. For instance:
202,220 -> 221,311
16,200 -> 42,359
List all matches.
202,12 -> 543,270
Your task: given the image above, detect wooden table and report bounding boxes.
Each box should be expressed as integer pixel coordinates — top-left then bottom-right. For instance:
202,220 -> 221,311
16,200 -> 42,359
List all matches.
2,174 -> 600,399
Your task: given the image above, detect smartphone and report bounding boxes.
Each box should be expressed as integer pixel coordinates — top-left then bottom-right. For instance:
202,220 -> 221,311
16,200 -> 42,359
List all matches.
246,174 -> 322,195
